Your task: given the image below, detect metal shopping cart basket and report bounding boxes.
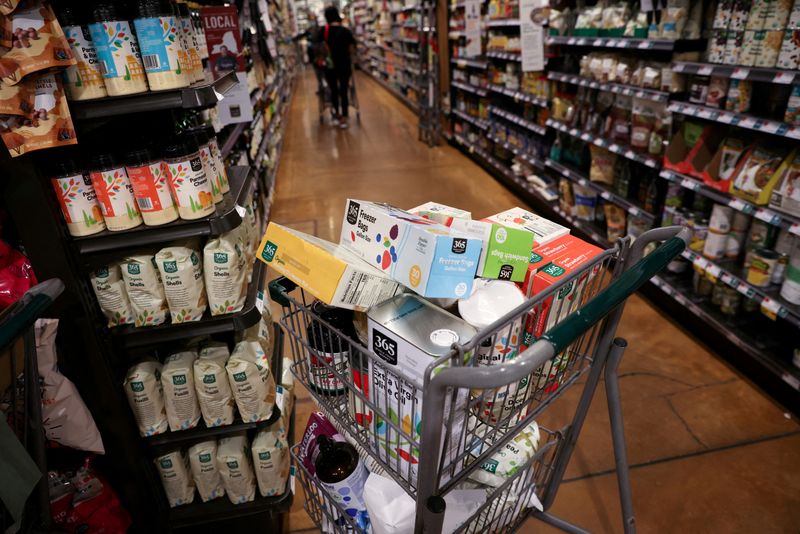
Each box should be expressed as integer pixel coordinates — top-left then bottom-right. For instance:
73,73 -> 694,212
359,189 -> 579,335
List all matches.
318,70 -> 362,125
269,226 -> 690,534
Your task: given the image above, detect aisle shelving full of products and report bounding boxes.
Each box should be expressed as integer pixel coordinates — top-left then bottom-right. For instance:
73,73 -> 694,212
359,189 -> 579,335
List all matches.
446,0 -> 800,409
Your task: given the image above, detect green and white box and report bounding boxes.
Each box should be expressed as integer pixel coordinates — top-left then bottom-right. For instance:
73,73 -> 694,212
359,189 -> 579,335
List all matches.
449,219 -> 535,282
483,207 -> 570,247
408,201 -> 472,227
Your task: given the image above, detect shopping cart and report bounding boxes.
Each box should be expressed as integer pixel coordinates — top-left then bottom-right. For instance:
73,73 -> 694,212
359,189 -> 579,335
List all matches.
318,70 -> 362,125
269,226 -> 690,534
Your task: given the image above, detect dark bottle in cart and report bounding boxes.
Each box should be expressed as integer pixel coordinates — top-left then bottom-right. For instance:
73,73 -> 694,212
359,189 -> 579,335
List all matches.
306,301 -> 355,395
314,435 -> 370,529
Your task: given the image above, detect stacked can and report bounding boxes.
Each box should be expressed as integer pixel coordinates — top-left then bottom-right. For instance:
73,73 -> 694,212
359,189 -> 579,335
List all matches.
780,235 -> 800,305
703,204 -> 734,260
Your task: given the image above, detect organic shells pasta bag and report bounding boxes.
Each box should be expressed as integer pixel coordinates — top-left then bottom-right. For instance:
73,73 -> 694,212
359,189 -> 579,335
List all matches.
226,340 -> 276,423
124,360 -> 168,437
188,440 -> 225,502
155,450 -> 195,507
204,231 -> 247,316
217,434 -> 256,504
90,264 -> 134,327
156,245 -> 207,322
119,254 -> 168,327
161,351 -> 201,431
194,343 -> 235,427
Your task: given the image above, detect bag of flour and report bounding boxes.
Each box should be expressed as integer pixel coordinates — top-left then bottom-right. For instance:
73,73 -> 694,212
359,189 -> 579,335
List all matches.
188,440 -> 225,502
161,351 -> 202,431
194,343 -> 235,427
124,360 -> 168,436
156,246 -> 207,323
155,450 -> 196,507
90,264 -> 134,327
204,231 -> 247,316
119,254 -> 168,327
217,434 -> 256,504
226,340 -> 276,422
251,387 -> 290,497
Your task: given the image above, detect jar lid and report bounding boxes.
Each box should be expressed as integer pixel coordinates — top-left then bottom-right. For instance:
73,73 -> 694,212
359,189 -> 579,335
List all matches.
89,153 -> 117,171
126,147 -> 155,167
163,137 -> 197,159
135,0 -> 171,19
183,127 -> 209,146
53,159 -> 80,177
177,2 -> 190,16
91,1 -> 122,22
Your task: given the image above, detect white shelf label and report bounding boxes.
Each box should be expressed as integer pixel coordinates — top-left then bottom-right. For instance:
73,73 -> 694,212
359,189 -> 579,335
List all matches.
773,71 -> 795,84
755,208 -> 780,225
600,191 -> 612,200
256,290 -> 265,313
673,63 -> 685,72
681,178 -> 700,191
625,149 -> 636,159
731,68 -> 749,80
790,223 -> 800,237
735,280 -> 754,298
697,65 -> 713,76
728,198 -> 748,212
760,297 -> 781,320
782,373 -> 800,391
693,256 -> 709,272
705,263 -> 722,281
629,206 -> 641,217
761,121 -> 781,134
739,116 -> 757,128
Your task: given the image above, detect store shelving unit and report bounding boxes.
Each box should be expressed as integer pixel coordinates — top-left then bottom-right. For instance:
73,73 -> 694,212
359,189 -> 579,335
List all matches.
672,61 -> 800,84
547,71 -> 670,103
668,101 -> 800,139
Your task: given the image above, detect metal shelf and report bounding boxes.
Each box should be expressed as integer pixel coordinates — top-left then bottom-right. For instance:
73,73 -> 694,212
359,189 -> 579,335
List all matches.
74,166 -> 254,255
659,169 -> 800,237
548,71 -> 670,103
672,61 -> 800,85
110,259 -> 265,348
546,118 -> 662,169
486,50 -> 521,61
487,84 -> 548,107
489,106 -> 547,136
71,71 -> 239,120
451,57 -> 489,69
667,101 -> 800,140
451,80 -> 489,96
545,36 -> 705,51
546,159 -> 656,221
452,109 -> 489,130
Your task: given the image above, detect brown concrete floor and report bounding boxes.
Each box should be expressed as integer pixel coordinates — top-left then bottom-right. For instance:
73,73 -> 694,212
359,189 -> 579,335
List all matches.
270,69 -> 800,533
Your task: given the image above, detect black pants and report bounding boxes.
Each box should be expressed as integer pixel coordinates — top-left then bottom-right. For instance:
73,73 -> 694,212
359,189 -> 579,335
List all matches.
325,69 -> 351,118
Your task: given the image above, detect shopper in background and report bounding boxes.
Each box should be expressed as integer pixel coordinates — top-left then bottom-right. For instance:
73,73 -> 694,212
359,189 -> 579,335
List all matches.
316,5 -> 356,129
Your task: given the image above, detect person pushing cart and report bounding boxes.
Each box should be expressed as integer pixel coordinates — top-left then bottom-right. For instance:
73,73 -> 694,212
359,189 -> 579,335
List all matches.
313,6 -> 360,128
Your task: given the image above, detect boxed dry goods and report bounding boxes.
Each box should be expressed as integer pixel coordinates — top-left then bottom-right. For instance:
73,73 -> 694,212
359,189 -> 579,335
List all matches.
449,219 -> 535,282
217,434 -> 256,504
339,199 -> 483,299
730,147 -> 793,204
194,343 -> 235,427
409,201 -> 471,226
258,222 -> 401,311
204,231 -> 248,316
119,254 -> 168,327
226,340 -> 276,422
483,207 -> 569,246
251,394 -> 290,497
155,245 -> 207,322
367,293 -> 477,484
124,360 -> 168,436
188,440 -> 225,502
90,264 -> 134,327
155,450 -> 195,507
769,151 -> 800,215
161,351 -> 201,431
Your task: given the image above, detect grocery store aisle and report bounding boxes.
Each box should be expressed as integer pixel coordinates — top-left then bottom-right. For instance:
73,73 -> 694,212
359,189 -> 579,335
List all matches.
270,69 -> 800,533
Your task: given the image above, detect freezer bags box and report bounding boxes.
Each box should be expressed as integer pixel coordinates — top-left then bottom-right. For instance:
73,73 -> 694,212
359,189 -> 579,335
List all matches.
483,207 -> 570,246
449,219 -> 535,282
340,199 -> 482,298
257,222 -> 401,311
367,293 -> 476,484
408,201 -> 471,227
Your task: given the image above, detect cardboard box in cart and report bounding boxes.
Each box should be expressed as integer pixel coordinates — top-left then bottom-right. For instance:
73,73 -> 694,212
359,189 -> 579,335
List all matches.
449,219 -> 535,282
483,207 -> 570,247
340,200 -> 483,298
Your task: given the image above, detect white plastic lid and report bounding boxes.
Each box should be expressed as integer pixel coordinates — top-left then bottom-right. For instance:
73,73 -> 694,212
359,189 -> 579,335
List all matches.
457,279 -> 526,329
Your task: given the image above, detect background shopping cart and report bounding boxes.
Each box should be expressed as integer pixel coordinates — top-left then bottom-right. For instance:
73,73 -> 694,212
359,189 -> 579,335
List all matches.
270,226 -> 690,534
318,71 -> 362,125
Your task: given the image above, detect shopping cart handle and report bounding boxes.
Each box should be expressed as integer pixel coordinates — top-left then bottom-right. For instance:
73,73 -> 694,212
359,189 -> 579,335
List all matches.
0,278 -> 65,352
268,277 -> 297,307
543,228 -> 689,353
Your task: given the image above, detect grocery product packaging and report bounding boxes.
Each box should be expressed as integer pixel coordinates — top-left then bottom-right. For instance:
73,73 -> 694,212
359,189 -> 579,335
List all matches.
155,450 -> 195,507
194,343 -> 235,427
449,219 -> 535,282
258,222 -> 401,310
238,315 -> 274,360
124,360 -> 168,436
297,412 -> 345,477
119,254 -> 168,327
204,231 -> 248,316
226,340 -> 276,422
90,264 -> 134,327
50,166 -> 105,237
251,395 -> 290,497
408,201 -> 472,226
467,420 -> 540,487
730,147 -> 793,205
367,293 -> 477,484
339,199 -> 483,298
35,319 -> 104,453
161,351 -> 201,431
482,207 -> 569,246
217,434 -> 256,504
188,440 -> 225,502
769,151 -> 800,216
155,245 -> 208,322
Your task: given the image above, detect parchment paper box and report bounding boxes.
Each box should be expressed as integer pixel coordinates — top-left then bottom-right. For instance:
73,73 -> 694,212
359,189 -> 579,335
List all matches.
257,222 -> 401,311
340,199 -> 483,299
483,207 -> 570,247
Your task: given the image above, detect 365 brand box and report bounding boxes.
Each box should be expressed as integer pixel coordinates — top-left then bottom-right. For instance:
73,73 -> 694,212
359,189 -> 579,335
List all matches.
340,199 -> 482,299
257,222 -> 401,311
449,219 -> 535,282
483,207 -> 570,247
408,201 -> 471,227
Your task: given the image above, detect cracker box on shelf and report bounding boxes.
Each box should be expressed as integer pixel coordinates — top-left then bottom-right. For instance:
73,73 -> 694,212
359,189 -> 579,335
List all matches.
408,201 -> 472,227
257,222 -> 402,311
482,207 -> 570,247
367,293 -> 476,484
340,199 -> 483,299
449,219 -> 535,282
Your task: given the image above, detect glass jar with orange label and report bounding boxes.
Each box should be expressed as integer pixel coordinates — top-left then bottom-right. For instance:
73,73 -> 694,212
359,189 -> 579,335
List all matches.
163,137 -> 215,220
88,153 -> 143,231
51,160 -> 106,236
125,147 -> 179,226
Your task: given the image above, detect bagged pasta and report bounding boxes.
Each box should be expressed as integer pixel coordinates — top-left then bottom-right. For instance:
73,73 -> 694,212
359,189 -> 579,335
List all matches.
155,450 -> 195,507
217,434 -> 256,504
187,440 -> 225,502
161,351 -> 201,431
468,420 -> 540,487
90,264 -> 134,327
124,360 -> 168,437
194,343 -> 235,427
280,357 -> 295,419
119,254 -> 168,327
226,340 -> 276,422
156,245 -> 207,323
238,316 -> 274,360
204,231 -> 247,316
251,414 -> 290,497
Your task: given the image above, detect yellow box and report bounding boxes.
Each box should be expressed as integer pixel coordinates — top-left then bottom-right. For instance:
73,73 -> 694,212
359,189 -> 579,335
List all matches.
730,147 -> 796,205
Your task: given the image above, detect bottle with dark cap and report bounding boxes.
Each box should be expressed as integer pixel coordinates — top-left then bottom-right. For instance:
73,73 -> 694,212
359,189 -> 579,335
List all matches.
87,152 -> 143,231
133,0 -> 190,90
176,2 -> 204,82
88,1 -> 149,96
191,124 -> 229,193
51,159 -> 106,236
313,435 -> 370,529
125,146 -> 179,225
182,128 -> 222,203
57,3 -> 108,100
163,136 -> 215,219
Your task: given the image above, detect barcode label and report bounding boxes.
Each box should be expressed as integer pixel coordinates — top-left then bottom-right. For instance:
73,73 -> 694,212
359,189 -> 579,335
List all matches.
98,60 -> 109,75
136,197 -> 153,211
142,54 -> 160,70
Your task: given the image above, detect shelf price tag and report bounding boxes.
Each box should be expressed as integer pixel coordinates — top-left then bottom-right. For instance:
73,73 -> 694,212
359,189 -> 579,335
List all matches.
705,263 -> 722,283
624,149 -> 637,159
754,208 -> 780,225
789,223 -> 800,237
692,256 -> 708,273
773,71 -> 795,84
289,466 -> 296,494
739,116 -> 757,128
760,297 -> 781,320
731,68 -> 749,80
735,280 -> 755,298
697,65 -> 713,76
600,191 -> 612,200
673,63 -> 685,72
255,290 -> 265,313
727,197 -> 748,212
681,178 -> 700,191
628,206 -> 641,217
